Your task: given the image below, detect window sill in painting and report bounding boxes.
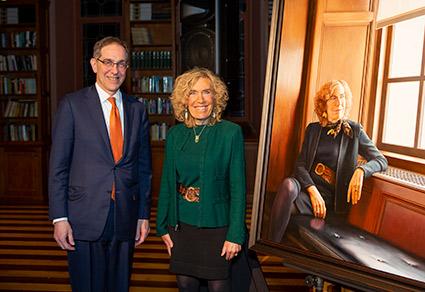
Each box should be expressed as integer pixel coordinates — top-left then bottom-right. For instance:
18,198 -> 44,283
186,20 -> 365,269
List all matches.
373,165 -> 425,193
379,150 -> 425,176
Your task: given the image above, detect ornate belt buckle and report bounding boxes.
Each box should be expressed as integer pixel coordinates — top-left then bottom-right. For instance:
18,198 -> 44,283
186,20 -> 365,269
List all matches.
184,186 -> 200,202
315,163 -> 325,175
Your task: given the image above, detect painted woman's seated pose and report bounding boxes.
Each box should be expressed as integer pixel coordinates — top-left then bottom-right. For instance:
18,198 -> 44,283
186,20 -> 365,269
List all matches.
268,80 -> 388,242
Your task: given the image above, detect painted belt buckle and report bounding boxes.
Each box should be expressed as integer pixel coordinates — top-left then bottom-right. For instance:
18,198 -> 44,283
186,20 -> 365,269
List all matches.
315,163 -> 326,175
184,187 -> 200,203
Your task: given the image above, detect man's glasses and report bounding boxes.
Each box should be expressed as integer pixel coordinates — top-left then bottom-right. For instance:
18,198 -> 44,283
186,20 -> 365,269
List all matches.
96,58 -> 129,70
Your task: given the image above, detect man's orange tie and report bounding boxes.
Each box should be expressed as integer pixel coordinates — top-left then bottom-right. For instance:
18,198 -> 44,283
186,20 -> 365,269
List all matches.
108,97 -> 123,200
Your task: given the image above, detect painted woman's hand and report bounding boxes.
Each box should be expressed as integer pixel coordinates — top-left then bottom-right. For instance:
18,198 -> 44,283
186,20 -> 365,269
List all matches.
307,185 -> 326,219
348,168 -> 364,205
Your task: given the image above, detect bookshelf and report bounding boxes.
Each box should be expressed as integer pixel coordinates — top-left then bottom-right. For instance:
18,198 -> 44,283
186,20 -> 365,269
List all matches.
124,0 -> 176,197
0,0 -> 49,202
127,0 -> 176,144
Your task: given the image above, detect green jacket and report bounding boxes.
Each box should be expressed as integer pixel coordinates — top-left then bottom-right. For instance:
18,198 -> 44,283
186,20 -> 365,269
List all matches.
156,120 -> 246,244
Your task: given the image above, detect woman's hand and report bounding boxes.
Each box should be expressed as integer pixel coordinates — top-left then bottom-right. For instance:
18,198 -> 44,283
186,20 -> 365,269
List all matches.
221,240 -> 241,261
161,234 -> 173,256
347,168 -> 364,205
306,185 -> 326,219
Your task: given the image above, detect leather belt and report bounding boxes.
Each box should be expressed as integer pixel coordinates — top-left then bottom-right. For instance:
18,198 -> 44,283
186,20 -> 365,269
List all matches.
314,163 -> 336,185
177,184 -> 200,203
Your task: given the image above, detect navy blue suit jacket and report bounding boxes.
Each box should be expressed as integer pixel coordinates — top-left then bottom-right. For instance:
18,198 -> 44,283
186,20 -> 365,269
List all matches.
48,86 -> 152,241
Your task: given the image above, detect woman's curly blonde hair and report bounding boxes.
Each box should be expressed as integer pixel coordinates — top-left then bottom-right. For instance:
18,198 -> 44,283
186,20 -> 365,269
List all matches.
314,79 -> 352,126
170,67 -> 229,128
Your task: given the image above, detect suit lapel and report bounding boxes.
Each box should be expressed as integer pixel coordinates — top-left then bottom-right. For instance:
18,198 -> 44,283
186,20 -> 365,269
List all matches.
336,131 -> 349,184
122,93 -> 132,160
309,125 -> 322,171
85,86 -> 112,158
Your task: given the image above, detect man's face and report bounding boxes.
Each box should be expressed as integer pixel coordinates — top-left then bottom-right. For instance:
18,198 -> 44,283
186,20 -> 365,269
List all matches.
90,43 -> 128,95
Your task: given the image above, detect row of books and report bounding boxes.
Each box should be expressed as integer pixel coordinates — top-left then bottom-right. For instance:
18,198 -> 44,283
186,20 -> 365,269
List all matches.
0,31 -> 37,48
132,75 -> 173,93
2,123 -> 37,141
138,97 -> 172,115
129,2 -> 171,21
131,50 -> 172,70
0,55 -> 37,71
0,77 -> 36,95
3,100 -> 38,118
0,6 -> 35,25
150,122 -> 168,141
131,27 -> 152,45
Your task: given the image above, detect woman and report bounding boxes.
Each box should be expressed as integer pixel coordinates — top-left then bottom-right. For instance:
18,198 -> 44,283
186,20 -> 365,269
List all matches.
156,67 -> 246,292
268,80 -> 388,242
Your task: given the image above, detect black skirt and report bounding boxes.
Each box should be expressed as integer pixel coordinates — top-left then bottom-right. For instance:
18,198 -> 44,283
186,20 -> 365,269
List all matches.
168,222 -> 231,280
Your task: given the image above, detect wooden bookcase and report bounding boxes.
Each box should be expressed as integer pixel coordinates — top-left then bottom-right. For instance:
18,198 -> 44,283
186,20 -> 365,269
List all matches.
0,0 -> 49,202
125,0 -> 176,144
124,0 -> 176,197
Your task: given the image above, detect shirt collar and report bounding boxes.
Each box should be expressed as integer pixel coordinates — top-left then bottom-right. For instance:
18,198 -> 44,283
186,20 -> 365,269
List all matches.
95,83 -> 122,105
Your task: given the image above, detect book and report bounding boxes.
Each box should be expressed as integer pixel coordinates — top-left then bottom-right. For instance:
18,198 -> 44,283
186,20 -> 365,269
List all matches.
131,27 -> 151,45
140,3 -> 152,21
6,8 -> 18,24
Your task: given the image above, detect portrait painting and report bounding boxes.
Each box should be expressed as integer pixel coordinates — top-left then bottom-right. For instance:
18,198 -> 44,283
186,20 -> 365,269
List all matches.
249,0 -> 425,291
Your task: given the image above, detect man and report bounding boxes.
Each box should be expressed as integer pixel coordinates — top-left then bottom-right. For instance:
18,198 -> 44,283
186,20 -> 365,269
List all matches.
48,36 -> 152,291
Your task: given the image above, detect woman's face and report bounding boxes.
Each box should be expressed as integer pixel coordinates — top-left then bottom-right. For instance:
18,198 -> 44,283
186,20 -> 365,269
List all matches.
187,77 -> 214,125
326,85 -> 346,123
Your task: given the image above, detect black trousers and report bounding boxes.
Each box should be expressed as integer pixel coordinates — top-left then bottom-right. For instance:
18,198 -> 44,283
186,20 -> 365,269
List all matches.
67,202 -> 135,292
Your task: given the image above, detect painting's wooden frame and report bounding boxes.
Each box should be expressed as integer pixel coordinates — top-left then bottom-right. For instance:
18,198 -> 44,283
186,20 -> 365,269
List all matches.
249,0 -> 425,291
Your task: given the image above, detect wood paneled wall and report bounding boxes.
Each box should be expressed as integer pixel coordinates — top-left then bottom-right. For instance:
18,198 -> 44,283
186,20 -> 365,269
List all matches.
49,0 -> 78,112
302,0 -> 376,129
349,177 -> 425,259
0,147 -> 44,202
265,0 -> 311,191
